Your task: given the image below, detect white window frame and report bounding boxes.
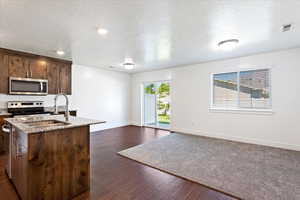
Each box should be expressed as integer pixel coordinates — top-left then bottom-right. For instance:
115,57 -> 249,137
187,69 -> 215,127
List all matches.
210,68 -> 273,114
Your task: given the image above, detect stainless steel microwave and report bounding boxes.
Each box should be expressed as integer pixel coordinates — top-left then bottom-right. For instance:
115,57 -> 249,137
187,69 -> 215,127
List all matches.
9,77 -> 48,95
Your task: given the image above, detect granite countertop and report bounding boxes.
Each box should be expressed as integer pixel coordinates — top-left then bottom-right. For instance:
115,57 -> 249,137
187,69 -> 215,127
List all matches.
5,115 -> 105,134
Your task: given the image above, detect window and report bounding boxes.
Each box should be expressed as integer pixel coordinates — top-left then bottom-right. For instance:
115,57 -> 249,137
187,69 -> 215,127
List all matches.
212,69 -> 271,110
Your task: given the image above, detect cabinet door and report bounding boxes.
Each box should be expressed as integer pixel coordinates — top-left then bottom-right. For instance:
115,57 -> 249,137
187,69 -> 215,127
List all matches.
47,62 -> 60,94
8,55 -> 29,78
28,58 -> 48,79
47,62 -> 72,95
59,64 -> 72,95
0,52 -> 9,94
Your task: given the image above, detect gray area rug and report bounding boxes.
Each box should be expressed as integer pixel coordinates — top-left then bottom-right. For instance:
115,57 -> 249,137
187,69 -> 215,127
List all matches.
118,133 -> 300,200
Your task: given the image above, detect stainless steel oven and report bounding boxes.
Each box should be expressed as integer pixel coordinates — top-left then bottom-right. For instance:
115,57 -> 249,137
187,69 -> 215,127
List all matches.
2,101 -> 51,179
9,77 -> 48,95
2,124 -> 12,179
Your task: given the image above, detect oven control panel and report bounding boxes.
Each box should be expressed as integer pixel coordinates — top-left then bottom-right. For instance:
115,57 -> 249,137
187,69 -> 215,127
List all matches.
7,101 -> 44,109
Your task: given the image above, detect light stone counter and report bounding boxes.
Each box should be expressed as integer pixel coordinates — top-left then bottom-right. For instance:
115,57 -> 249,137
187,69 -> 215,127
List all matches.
5,114 -> 105,134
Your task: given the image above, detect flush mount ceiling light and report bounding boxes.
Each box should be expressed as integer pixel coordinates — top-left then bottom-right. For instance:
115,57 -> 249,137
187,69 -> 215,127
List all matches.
97,28 -> 108,35
218,39 -> 239,51
123,58 -> 135,70
56,50 -> 65,56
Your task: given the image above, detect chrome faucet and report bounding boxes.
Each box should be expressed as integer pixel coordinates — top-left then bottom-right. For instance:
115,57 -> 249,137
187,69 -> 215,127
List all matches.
54,93 -> 69,121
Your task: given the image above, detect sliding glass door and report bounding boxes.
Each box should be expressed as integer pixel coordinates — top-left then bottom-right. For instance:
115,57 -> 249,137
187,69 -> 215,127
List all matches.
143,81 -> 170,129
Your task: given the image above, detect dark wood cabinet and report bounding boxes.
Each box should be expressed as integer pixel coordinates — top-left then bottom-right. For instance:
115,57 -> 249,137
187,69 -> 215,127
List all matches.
47,61 -> 72,95
27,126 -> 90,200
8,55 -> 29,78
27,58 -> 48,79
8,126 -> 90,200
47,61 -> 60,94
0,51 -> 9,94
8,56 -> 48,79
0,48 -> 72,95
59,63 -> 72,94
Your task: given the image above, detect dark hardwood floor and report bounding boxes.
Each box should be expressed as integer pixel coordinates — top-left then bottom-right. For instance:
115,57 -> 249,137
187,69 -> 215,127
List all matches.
0,125 -> 238,200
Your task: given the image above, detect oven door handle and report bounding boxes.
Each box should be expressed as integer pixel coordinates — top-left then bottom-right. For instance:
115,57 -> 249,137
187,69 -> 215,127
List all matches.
2,124 -> 10,133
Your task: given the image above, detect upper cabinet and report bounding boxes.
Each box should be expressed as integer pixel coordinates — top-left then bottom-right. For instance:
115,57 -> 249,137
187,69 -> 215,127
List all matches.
47,62 -> 60,94
0,48 -> 72,95
8,55 -> 48,79
0,52 -> 9,94
47,61 -> 72,95
8,55 -> 28,78
59,63 -> 72,94
28,58 -> 48,79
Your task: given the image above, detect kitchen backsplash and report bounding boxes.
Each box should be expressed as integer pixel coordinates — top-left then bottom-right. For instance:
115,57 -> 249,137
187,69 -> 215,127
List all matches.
0,94 -> 73,109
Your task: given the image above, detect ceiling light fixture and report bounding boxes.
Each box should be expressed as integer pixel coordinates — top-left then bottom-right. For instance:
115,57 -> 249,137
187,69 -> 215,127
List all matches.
56,50 -> 65,56
123,58 -> 135,70
218,39 -> 239,51
97,28 -> 108,35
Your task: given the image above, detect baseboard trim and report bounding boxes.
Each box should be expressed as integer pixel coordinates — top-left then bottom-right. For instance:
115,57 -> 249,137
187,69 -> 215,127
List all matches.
171,128 -> 300,152
130,122 -> 170,131
91,123 -> 131,133
130,121 -> 141,126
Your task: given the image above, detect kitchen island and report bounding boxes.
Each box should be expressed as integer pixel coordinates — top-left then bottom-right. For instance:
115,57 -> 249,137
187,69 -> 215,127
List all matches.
5,115 -> 105,200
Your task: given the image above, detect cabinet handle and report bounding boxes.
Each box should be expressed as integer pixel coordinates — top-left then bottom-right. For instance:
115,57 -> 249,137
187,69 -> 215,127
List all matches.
2,124 -> 10,133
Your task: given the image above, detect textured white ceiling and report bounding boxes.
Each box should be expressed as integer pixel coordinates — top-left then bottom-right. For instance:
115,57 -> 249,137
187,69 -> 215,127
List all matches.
1,0 -> 300,73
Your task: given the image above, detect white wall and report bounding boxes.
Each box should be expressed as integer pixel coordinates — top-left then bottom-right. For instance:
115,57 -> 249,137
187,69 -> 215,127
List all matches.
70,65 -> 131,131
131,48 -> 300,151
0,64 -> 131,132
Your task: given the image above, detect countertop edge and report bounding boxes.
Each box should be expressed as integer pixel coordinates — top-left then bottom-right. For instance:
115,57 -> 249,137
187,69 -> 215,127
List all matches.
25,121 -> 106,134
5,116 -> 106,134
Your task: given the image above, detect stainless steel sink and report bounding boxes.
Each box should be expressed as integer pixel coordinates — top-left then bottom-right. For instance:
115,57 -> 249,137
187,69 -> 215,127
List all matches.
24,120 -> 70,128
